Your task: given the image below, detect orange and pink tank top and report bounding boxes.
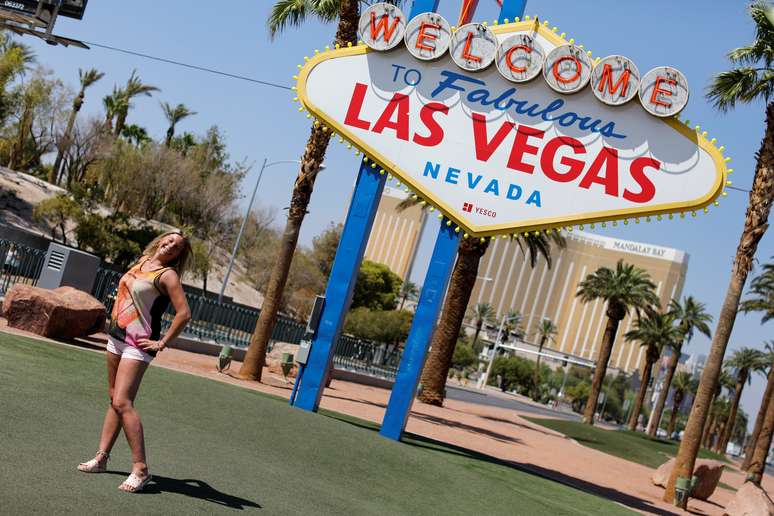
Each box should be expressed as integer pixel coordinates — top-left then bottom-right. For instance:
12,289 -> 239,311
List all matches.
108,257 -> 172,347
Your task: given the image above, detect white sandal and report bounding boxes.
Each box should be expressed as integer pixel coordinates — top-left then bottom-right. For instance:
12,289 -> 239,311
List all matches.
77,451 -> 109,473
119,472 -> 152,493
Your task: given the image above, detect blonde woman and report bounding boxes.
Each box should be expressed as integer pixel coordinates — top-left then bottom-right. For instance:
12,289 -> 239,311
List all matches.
77,231 -> 192,493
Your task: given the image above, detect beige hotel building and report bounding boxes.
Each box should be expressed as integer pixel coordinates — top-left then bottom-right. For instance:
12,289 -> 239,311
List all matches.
364,188 -> 690,375
468,231 -> 688,374
363,186 -> 426,280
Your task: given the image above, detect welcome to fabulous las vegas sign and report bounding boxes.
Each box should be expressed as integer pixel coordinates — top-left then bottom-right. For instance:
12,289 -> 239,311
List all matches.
294,3 -> 728,238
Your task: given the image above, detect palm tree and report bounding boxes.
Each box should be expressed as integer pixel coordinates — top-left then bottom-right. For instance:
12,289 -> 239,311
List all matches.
50,68 -> 104,184
740,261 -> 774,321
666,3 -> 774,504
747,351 -> 774,484
0,35 -> 35,123
576,260 -> 660,425
239,0 -> 362,381
716,348 -> 766,453
667,372 -> 698,439
533,318 -> 558,399
471,302 -> 494,353
648,297 -> 713,436
418,232 -> 564,406
702,370 -> 733,448
624,311 -> 679,431
102,87 -> 127,131
113,70 -> 159,136
398,280 -> 418,310
120,124 -> 150,146
504,309 -> 524,340
743,341 -> 774,469
708,396 -> 732,450
161,102 -> 196,147
9,76 -> 49,171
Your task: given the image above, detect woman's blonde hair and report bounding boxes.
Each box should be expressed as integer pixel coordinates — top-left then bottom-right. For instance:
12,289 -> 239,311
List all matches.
142,230 -> 193,278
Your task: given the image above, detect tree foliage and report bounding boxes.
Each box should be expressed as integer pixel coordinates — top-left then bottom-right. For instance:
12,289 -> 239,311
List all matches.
343,307 -> 412,344
310,222 -> 341,277
351,260 -> 402,311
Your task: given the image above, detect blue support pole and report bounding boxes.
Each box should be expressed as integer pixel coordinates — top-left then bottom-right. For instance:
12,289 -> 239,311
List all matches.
408,0 -> 440,16
292,0 -> 445,414
498,0 -> 527,23
380,220 -> 459,440
293,163 -> 385,412
378,0 -> 529,442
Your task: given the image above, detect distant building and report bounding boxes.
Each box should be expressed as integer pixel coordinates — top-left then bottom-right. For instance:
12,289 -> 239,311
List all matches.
467,230 -> 689,374
681,353 -> 707,377
364,192 -> 690,375
363,186 -> 425,280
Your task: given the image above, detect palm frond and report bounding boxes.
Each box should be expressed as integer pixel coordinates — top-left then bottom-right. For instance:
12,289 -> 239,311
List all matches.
311,0 -> 345,22
268,0 -> 311,39
707,67 -> 770,111
79,68 -> 104,89
576,259 -> 660,316
708,3 -> 774,110
395,196 -> 420,212
728,42 -> 774,67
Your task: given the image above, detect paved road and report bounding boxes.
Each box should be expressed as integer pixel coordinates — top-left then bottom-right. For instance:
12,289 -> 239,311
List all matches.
446,386 -> 582,421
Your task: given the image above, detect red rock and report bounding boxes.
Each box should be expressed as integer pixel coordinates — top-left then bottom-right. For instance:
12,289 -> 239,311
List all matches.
2,284 -> 106,339
652,457 -> 724,500
724,481 -> 774,516
651,458 -> 675,488
692,460 -> 725,500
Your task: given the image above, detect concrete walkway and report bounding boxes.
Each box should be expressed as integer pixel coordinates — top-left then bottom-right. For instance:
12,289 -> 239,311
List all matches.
3,323 -> 771,516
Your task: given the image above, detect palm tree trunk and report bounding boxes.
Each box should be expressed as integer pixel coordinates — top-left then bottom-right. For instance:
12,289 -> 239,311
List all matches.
51,93 -> 82,184
747,378 -> 774,485
418,237 -> 488,406
702,391 -> 718,448
583,313 -> 622,425
10,106 -> 31,170
667,393 -> 684,438
114,109 -> 127,137
665,271 -> 745,505
742,366 -> 774,470
472,323 -> 482,352
628,357 -> 653,431
664,102 -> 774,505
713,419 -> 726,452
238,124 -> 331,380
533,338 -> 545,399
237,0 -> 359,382
648,350 -> 678,436
165,125 -> 174,147
718,378 -> 745,454
702,411 -> 713,448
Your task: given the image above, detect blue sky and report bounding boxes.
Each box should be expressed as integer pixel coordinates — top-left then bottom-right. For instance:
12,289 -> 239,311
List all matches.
27,1 -> 773,426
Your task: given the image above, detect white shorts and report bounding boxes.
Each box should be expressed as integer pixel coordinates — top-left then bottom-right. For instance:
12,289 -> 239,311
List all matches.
107,337 -> 154,363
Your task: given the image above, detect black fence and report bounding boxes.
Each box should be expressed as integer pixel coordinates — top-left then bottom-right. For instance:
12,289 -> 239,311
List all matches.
2,237 -> 401,381
0,239 -> 46,295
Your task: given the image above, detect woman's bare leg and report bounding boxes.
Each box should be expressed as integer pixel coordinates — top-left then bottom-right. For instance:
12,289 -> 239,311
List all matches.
79,351 -> 122,471
111,357 -> 150,486
96,351 -> 123,461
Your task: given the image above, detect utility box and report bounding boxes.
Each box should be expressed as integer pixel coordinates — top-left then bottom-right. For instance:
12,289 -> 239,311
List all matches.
36,243 -> 100,292
296,339 -> 312,365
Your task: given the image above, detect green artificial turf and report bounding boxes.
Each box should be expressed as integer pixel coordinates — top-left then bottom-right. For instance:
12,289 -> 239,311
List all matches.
524,417 -> 730,470
0,332 -> 634,516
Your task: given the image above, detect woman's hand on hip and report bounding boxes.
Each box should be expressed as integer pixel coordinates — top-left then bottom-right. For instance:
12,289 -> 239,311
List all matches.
137,339 -> 164,353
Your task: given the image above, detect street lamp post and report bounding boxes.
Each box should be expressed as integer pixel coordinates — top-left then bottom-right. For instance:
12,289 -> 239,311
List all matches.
477,314 -> 520,389
217,158 -> 306,303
